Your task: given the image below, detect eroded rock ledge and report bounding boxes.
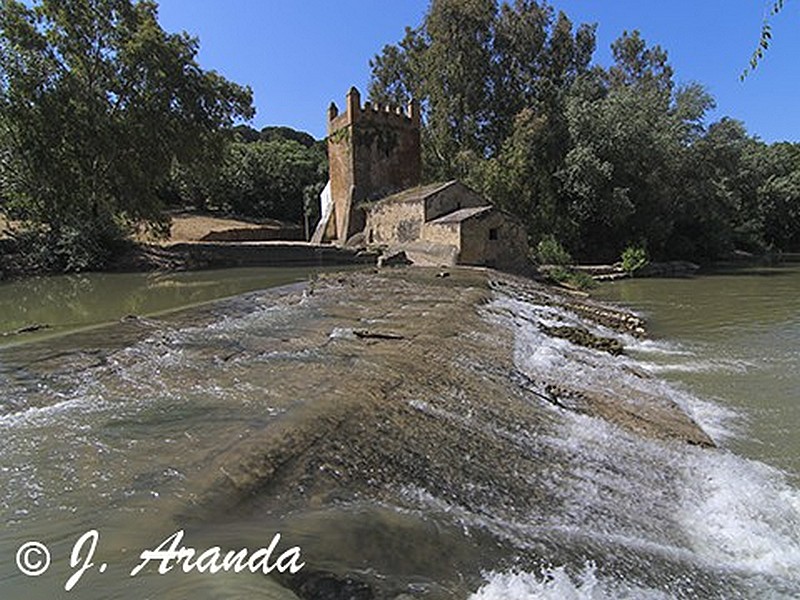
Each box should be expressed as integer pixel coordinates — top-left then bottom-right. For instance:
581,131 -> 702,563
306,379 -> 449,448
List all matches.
179,267 -> 713,598
190,268 -> 712,515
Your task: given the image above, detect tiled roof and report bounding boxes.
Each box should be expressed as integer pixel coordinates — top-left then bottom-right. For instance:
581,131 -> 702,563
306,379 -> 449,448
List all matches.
428,205 -> 493,224
375,180 -> 456,205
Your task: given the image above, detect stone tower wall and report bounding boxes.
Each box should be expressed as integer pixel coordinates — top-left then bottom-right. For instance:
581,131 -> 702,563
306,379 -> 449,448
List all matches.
326,87 -> 421,243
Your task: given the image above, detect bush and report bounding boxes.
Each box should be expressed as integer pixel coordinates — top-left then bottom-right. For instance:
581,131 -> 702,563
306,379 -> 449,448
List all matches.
536,235 -> 572,266
549,266 -> 596,291
621,244 -> 649,275
10,218 -> 129,274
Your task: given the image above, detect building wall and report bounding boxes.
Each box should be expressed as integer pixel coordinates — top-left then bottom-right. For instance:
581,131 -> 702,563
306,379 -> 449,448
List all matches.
459,211 -> 530,272
423,182 -> 487,222
366,199 -> 426,245
327,87 -> 421,243
326,128 -> 354,242
420,221 -> 461,249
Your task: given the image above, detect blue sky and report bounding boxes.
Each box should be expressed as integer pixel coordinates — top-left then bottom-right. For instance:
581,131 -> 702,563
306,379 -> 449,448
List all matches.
156,1 -> 799,143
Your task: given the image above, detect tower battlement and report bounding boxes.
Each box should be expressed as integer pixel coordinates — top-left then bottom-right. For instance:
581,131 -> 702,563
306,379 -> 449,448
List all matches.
327,87 -> 420,135
314,87 -> 421,245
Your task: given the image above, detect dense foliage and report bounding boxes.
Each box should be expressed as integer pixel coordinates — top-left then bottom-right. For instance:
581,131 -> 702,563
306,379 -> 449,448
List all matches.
166,125 -> 327,226
0,0 -> 253,271
370,0 -> 800,262
2,0 -> 797,273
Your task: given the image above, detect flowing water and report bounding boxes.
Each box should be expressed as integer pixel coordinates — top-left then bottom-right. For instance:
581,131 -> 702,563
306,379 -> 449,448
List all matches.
1,265 -> 799,599
0,267 -> 340,347
595,263 -> 800,483
472,266 -> 800,599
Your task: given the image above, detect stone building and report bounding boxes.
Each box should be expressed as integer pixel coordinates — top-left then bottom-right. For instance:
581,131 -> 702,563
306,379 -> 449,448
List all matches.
365,180 -> 530,270
312,87 -> 421,244
313,87 -> 531,273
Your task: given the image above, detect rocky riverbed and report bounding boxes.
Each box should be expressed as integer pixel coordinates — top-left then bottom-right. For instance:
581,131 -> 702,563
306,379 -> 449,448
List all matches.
168,266 -> 715,597
1,265 -> 729,599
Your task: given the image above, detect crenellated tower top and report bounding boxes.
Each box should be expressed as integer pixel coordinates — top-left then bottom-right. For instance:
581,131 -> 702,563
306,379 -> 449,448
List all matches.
314,87 -> 421,245
327,87 -> 420,135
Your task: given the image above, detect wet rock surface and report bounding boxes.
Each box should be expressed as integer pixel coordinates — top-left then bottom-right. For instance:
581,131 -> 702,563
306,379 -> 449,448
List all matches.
3,266 -> 788,600
540,324 -> 625,355
285,570 -> 375,600
164,267 -> 716,596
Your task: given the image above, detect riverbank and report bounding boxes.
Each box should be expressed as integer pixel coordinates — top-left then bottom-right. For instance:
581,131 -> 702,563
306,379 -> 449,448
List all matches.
0,212 -> 375,281
116,240 -> 378,272
0,238 -> 377,281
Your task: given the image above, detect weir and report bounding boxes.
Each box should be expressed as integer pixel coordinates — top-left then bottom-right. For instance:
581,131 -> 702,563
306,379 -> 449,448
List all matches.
138,240 -> 377,270
2,266 -> 799,598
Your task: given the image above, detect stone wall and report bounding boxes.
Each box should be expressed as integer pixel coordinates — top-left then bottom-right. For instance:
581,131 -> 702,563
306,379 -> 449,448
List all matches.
150,242 -> 376,270
420,220 -> 461,249
423,182 -> 486,221
459,211 -> 530,273
200,225 -> 303,242
367,181 -> 491,249
366,197 -> 425,245
326,126 -> 354,242
327,87 -> 421,243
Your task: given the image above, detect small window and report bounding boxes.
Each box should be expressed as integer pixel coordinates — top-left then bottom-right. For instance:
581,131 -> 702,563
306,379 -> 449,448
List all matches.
489,228 -> 499,241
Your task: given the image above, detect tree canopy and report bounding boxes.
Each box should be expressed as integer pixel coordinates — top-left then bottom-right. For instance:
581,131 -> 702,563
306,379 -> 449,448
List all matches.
370,0 -> 800,262
0,0 -> 253,270
166,125 -> 327,227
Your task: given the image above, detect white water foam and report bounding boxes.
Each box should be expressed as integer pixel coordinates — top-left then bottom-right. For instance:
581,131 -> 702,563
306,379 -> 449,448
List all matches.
470,564 -> 670,600
0,397 -> 90,429
639,357 -> 754,376
679,450 -> 800,578
490,293 -> 745,444
480,288 -> 800,596
626,339 -> 695,357
546,408 -> 800,587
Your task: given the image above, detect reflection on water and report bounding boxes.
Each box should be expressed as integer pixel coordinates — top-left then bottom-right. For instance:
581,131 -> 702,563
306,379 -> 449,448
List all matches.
0,268 -> 337,346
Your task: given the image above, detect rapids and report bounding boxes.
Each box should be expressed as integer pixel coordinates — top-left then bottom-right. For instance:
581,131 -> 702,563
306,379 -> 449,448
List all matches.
1,267 -> 798,599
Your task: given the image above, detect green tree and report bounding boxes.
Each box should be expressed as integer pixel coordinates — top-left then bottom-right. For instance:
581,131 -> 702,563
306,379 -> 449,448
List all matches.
482,103 -> 574,245
0,0 -> 253,271
758,170 -> 800,250
371,1 -> 798,264
212,138 -> 325,223
417,0 -> 496,177
750,142 -> 800,250
550,33 -> 716,260
167,125 -> 326,215
369,0 -> 595,181
669,118 -> 752,258
607,30 -> 673,93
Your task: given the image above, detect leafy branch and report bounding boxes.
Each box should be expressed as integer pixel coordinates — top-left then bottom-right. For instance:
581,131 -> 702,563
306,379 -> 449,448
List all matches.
741,0 -> 787,80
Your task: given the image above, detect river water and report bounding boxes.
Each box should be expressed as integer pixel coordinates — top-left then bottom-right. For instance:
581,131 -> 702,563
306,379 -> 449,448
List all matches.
0,267 -> 331,347
1,265 -> 799,599
596,263 -> 800,483
473,265 -> 800,599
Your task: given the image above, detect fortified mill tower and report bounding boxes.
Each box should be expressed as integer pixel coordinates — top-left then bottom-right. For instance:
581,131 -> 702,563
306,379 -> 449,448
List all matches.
312,87 -> 421,244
